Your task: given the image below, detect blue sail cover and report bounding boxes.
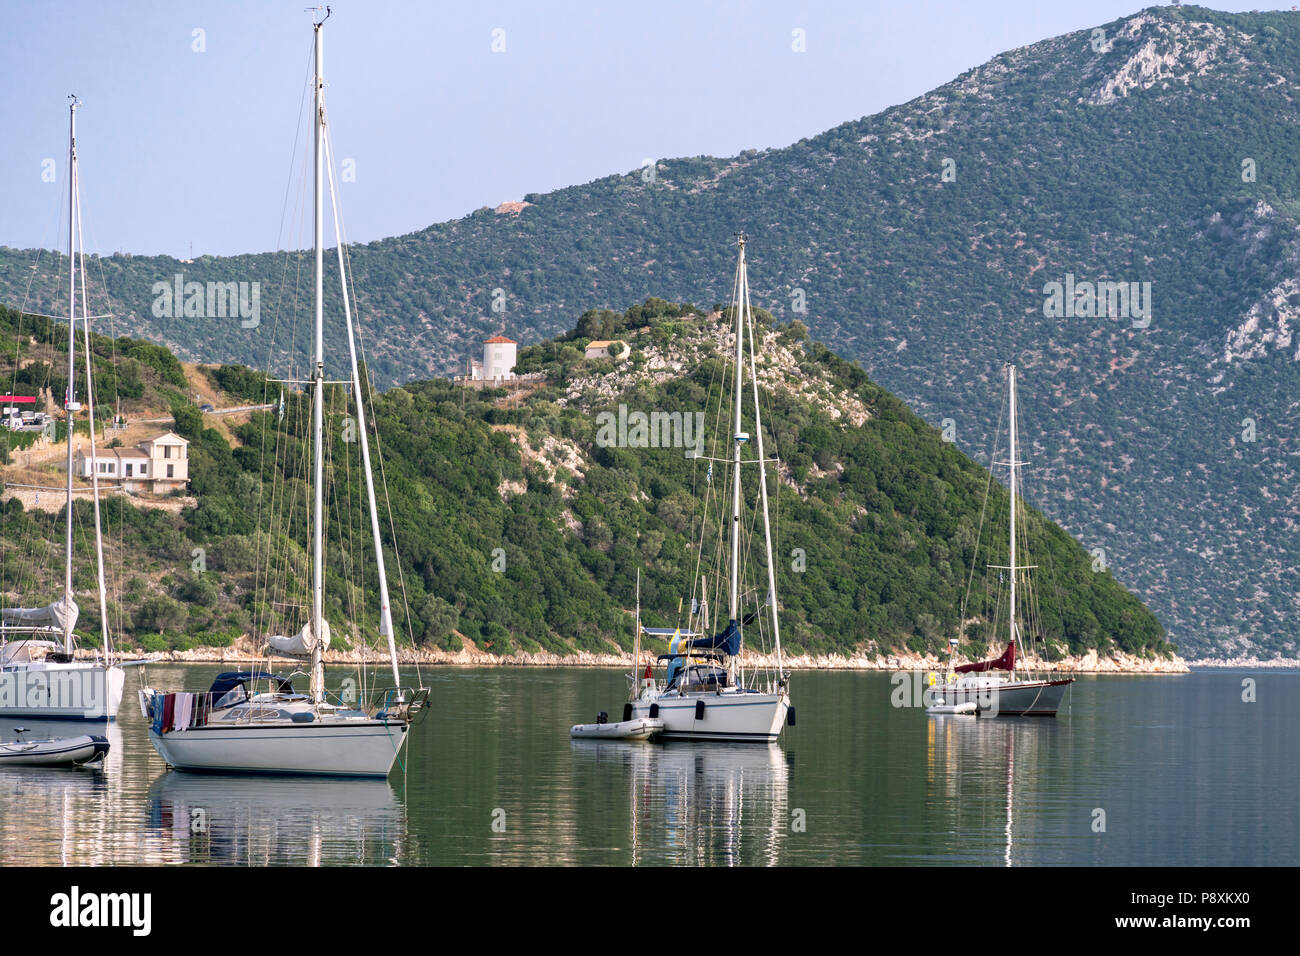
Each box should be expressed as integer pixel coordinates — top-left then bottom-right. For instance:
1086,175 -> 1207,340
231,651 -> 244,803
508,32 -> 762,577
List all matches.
691,619 -> 742,657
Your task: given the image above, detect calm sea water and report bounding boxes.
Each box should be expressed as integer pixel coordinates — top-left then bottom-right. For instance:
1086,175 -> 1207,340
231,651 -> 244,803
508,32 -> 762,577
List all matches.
0,665 -> 1294,866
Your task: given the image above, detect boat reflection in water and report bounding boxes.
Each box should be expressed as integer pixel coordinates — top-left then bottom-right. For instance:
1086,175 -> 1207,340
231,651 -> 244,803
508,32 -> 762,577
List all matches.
145,773 -> 405,866
923,714 -> 1062,866
0,720 -> 121,865
571,741 -> 789,866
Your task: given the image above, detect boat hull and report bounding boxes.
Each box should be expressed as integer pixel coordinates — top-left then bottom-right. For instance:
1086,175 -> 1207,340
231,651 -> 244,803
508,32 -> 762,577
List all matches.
0,663 -> 125,720
148,719 -> 409,778
0,734 -> 109,767
934,678 -> 1073,717
630,691 -> 788,742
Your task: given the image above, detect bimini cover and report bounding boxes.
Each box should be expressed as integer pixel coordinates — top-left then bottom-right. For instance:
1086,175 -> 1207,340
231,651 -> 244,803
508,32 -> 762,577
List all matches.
266,620 -> 331,657
208,671 -> 293,699
1,596 -> 79,633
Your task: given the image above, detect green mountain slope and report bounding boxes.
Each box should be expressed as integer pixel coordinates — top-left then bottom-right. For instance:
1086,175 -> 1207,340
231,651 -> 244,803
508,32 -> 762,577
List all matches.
2,5 -> 1292,656
0,300 -> 1169,661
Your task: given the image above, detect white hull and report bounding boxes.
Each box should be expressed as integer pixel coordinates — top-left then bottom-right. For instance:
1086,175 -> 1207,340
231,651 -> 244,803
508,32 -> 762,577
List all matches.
0,733 -> 109,767
0,663 -> 125,720
149,720 -> 408,778
631,691 -> 788,742
933,677 -> 1072,717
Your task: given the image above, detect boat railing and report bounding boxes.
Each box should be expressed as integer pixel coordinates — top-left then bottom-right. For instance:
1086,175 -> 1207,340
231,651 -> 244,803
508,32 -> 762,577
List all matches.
371,686 -> 431,724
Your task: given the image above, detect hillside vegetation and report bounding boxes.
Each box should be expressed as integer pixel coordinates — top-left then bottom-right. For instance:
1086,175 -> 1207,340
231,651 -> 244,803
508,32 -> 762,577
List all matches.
0,300 -> 1170,661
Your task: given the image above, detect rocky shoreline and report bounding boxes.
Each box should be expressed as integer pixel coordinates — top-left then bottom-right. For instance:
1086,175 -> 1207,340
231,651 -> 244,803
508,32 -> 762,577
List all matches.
100,635 -> 1215,673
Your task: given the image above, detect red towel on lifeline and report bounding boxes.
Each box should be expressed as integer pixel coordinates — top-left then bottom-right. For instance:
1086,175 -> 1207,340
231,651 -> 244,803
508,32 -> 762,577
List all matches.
161,693 -> 176,734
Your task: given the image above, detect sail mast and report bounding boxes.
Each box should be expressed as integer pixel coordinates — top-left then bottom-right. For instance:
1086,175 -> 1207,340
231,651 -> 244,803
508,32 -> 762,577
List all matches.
310,13 -> 327,704
728,238 -> 745,651
62,96 -> 79,657
1007,364 -> 1018,674
742,248 -> 783,680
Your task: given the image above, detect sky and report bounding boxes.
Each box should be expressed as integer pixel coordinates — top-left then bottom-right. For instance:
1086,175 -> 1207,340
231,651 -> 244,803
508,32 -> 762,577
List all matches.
0,1 -> 1289,258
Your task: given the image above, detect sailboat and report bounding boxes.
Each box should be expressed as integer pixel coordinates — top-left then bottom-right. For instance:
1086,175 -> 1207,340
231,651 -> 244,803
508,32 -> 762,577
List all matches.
624,237 -> 792,742
141,11 -> 428,777
928,365 -> 1074,717
0,96 -> 126,722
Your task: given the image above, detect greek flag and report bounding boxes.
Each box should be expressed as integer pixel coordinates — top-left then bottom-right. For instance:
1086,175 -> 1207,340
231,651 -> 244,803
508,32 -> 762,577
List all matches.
277,390 -> 285,422
706,461 -> 713,483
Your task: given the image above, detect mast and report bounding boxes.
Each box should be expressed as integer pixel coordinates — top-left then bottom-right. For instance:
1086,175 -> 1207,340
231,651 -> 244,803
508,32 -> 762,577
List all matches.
631,568 -> 640,701
74,157 -> 112,664
309,12 -> 328,704
742,248 -> 784,682
62,96 -> 79,656
1007,364 -> 1018,676
728,238 -> 745,668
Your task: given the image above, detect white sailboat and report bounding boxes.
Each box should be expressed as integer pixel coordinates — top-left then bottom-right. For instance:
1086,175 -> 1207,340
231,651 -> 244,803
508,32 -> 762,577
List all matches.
142,11 -> 428,777
0,96 -> 126,722
625,237 -> 792,742
929,365 -> 1073,717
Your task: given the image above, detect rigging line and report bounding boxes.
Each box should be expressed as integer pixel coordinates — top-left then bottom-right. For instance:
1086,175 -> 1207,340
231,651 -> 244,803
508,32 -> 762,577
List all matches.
686,309 -> 731,627
3,162 -> 70,608
328,144 -> 420,680
74,175 -> 111,659
77,182 -> 129,646
959,373 -> 1006,646
257,124 -> 314,644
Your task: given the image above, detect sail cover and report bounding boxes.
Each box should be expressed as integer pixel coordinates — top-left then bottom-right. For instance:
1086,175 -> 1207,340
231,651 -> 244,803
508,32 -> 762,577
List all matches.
689,619 -> 742,657
267,620 -> 331,657
955,639 -> 1015,673
1,597 -> 79,632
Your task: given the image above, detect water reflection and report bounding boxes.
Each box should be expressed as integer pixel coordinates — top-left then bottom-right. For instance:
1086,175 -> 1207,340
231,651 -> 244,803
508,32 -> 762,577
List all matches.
0,719 -> 122,865
145,772 -> 405,866
921,715 -> 1059,866
570,741 -> 789,866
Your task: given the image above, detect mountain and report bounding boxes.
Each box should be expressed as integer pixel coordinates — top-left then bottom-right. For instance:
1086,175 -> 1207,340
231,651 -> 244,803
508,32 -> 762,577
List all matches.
0,300 -> 1169,662
1,5 -> 1295,657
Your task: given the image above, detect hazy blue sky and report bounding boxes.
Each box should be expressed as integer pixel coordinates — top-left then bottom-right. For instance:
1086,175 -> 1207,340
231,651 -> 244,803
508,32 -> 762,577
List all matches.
0,1 -> 1285,257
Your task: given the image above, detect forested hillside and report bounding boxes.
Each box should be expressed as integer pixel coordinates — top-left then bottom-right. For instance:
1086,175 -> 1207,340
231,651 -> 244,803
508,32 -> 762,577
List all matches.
0,300 -> 1170,662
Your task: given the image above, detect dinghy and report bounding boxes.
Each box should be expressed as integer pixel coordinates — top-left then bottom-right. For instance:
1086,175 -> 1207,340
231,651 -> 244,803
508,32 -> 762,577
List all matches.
0,729 -> 109,767
925,700 -> 977,715
570,714 -> 663,740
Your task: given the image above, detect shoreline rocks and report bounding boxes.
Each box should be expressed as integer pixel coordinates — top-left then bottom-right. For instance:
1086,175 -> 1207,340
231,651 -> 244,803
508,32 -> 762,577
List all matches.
93,635 -> 1231,673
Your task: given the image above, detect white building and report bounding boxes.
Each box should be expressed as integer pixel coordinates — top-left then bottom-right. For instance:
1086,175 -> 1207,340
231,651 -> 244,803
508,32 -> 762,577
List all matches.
74,431 -> 190,494
585,340 -> 627,361
470,335 -> 517,382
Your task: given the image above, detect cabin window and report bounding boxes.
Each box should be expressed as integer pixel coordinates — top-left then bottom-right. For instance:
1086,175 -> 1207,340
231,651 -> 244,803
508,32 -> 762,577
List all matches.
214,684 -> 248,709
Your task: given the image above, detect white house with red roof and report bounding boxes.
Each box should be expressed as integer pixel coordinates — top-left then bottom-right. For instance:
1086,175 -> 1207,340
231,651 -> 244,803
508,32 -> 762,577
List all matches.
470,334 -> 517,382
